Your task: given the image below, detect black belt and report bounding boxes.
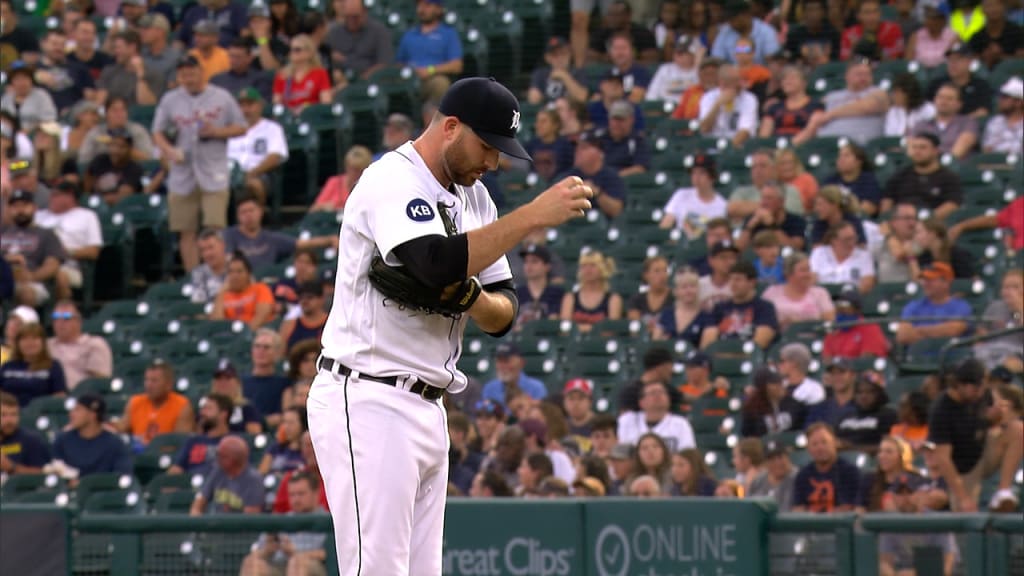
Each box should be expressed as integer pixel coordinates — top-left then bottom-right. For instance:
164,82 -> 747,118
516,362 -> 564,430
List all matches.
318,356 -> 445,401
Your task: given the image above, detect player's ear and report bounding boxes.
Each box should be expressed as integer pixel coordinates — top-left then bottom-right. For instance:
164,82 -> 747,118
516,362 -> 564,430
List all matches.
442,116 -> 461,140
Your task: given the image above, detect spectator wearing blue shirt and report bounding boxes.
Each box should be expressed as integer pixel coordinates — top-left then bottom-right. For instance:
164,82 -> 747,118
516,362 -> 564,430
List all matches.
527,37 -> 589,106
177,0 -> 249,48
395,0 -> 463,95
0,322 -> 67,408
699,260 -> 780,350
823,142 -> 882,217
606,32 -> 653,103
52,394 -> 133,478
481,343 -> 548,408
555,130 -> 626,219
792,423 -> 861,512
711,0 -> 781,65
897,262 -> 973,347
0,391 -> 51,475
515,244 -> 566,328
587,70 -> 645,131
598,100 -> 650,177
752,230 -> 785,285
242,330 -> 292,428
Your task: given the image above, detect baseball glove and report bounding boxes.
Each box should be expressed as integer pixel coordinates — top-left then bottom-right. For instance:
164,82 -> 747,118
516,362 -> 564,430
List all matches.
368,254 -> 482,317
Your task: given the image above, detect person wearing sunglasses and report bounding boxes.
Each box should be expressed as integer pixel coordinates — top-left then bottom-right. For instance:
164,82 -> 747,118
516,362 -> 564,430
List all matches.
272,34 -> 332,112
46,301 -> 112,391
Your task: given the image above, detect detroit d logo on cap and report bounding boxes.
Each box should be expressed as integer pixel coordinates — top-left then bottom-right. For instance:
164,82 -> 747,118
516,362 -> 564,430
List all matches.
510,110 -> 520,131
406,199 -> 435,222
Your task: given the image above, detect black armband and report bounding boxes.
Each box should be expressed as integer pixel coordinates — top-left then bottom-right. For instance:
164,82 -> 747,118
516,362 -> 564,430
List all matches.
482,279 -> 518,338
391,233 -> 469,289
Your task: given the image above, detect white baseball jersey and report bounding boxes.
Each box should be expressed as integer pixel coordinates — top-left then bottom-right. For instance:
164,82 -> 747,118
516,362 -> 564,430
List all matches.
227,118 -> 289,172
321,141 -> 512,393
617,411 -> 697,453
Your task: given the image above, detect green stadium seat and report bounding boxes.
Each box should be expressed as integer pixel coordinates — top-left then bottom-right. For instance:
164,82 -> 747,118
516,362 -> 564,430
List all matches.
75,377 -> 123,396
13,489 -> 70,506
20,396 -> 72,438
75,472 -> 141,510
151,490 -> 196,514
280,120 -> 322,202
0,473 -> 65,502
81,489 -> 146,515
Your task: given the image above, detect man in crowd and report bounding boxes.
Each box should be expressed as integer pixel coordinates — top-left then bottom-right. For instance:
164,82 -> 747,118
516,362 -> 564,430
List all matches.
227,89 -> 289,206
599,101 -> 650,176
211,39 -> 273,101
273,432 -> 329,512
395,0 -> 463,98
748,441 -> 797,511
878,473 -> 959,576
527,37 -> 588,105
874,202 -> 919,283
735,183 -> 807,251
556,130 -> 626,219
241,472 -> 328,575
588,414 -> 618,460
190,435 -> 263,515
791,423 -> 860,512
8,160 -> 52,210
587,70 -> 644,131
698,63 -> 758,149
726,149 -> 804,221
52,394 -> 133,479
97,29 -> 162,106
646,35 -> 701,105
481,343 -> 547,408
246,3 -> 288,72
169,393 -> 235,477
711,0 -> 780,64
981,77 -> 1023,155
795,57 -> 887,146
374,113 -> 415,161
896,263 -> 972,347
481,426 -> 526,492
178,0 -> 248,49
210,362 -> 264,435
807,358 -> 857,428
617,380 -> 696,452
563,378 -> 595,438
927,43 -> 991,118
68,19 -> 113,81
732,437 -> 764,496
784,0 -> 839,68
35,181 -> 102,295
189,20 -> 230,82
587,1 -> 659,65
777,342 -> 826,406
700,260 -> 779,349
326,0 -> 394,82
515,244 -> 565,327
606,33 -> 651,103
671,58 -> 720,121
915,83 -> 979,159
839,0 -> 903,60
153,54 -> 246,272
698,240 -> 739,310
34,30 -> 95,115
46,300 -> 113,391
189,229 -> 230,304
118,359 -> 194,446
278,281 -> 328,351
140,14 -> 181,91
0,391 -> 50,476
242,329 -> 291,427
1,190 -> 69,305
616,347 -> 684,412
880,131 -> 962,221
224,195 -> 334,270
84,128 -> 144,202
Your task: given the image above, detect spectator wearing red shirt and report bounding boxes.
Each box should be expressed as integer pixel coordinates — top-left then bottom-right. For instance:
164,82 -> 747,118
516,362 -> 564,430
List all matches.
840,0 -> 905,60
823,285 -> 890,361
950,196 -> 1024,251
672,58 -> 720,120
273,431 -> 329,513
272,34 -> 331,112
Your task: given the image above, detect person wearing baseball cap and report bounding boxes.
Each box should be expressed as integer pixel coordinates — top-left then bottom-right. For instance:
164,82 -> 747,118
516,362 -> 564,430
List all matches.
515,243 -> 565,326
228,85 -> 288,205
679,351 -> 729,412
647,34 -> 701,104
979,76 -> 1023,155
51,393 -> 133,477
700,259 -> 779,350
699,239 -> 740,308
925,41 -> 992,117
527,36 -> 588,106
279,281 -> 328,351
600,98 -> 651,176
188,20 -> 230,82
562,378 -> 595,436
480,342 -> 547,409
896,261 -> 972,346
555,129 -> 627,219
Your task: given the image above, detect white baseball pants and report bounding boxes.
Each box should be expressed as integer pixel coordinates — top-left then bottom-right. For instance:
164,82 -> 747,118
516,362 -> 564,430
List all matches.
307,369 -> 450,576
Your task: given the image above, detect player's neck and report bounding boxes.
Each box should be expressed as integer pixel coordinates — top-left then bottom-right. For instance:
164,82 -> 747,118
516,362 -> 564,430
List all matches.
412,137 -> 452,190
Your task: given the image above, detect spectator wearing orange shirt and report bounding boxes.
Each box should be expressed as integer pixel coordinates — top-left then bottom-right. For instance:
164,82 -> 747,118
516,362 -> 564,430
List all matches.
189,21 -> 230,83
671,58 -> 720,120
677,352 -> 729,413
210,251 -> 275,329
117,359 -> 194,445
890,390 -> 930,450
272,34 -> 331,112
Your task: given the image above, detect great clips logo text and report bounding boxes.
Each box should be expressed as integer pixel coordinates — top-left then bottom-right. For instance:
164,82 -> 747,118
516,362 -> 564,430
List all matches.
443,537 -> 574,576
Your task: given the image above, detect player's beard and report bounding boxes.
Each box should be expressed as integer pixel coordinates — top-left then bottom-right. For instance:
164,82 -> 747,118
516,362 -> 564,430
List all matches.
442,133 -> 486,187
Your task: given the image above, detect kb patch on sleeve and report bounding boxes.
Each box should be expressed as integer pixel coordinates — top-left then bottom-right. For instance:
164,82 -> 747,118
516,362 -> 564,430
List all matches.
406,199 -> 435,222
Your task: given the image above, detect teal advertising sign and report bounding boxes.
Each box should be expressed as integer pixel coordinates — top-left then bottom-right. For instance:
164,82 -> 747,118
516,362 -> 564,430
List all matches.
443,500 -> 586,576
583,499 -> 775,576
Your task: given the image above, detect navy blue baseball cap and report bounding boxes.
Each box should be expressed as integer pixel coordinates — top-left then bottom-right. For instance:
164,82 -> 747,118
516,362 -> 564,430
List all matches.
438,77 -> 531,161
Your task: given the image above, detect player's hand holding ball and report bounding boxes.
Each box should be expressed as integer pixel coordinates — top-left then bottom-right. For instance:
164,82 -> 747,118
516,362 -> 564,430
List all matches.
528,175 -> 593,226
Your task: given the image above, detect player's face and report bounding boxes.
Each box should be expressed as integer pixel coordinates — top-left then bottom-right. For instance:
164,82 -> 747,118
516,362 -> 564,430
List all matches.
443,124 -> 499,186
0,403 -> 19,436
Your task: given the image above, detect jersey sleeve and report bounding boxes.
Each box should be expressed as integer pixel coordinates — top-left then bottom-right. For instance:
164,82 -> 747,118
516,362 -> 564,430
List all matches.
361,161 -> 449,264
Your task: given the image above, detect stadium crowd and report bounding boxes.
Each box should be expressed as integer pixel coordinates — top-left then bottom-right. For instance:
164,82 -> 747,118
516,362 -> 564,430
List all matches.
0,0 -> 1023,574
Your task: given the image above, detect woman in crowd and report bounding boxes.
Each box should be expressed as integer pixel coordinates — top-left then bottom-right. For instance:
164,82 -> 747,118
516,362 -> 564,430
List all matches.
858,435 -> 920,512
273,34 -> 332,112
63,102 -> 103,163
762,252 -> 836,331
741,367 -> 806,437
758,66 -> 822,138
78,97 -> 154,163
517,452 -> 554,497
634,432 -> 673,491
822,143 -> 882,217
259,406 -> 308,475
905,4 -> 957,68
310,145 -> 373,212
776,148 -> 819,212
524,109 -> 574,183
281,338 -> 319,412
884,73 -> 935,138
560,251 -> 623,332
0,323 -> 67,407
669,448 -> 718,496
654,267 -> 707,347
810,185 -> 866,246
627,256 -> 673,336
810,221 -> 877,294
575,453 -> 613,496
836,378 -> 897,452
915,218 -> 975,279
210,251 -> 276,329
889,390 -> 931,449
975,269 -> 1024,373
554,97 -> 585,139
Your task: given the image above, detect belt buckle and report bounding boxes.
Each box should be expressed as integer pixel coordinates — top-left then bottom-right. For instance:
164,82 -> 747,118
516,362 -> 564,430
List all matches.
419,385 -> 436,401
